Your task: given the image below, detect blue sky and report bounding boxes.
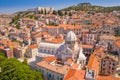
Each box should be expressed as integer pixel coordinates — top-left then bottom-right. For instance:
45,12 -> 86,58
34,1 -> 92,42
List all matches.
0,0 -> 120,13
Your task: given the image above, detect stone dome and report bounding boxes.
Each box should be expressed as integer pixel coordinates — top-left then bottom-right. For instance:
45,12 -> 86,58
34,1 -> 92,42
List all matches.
65,31 -> 77,42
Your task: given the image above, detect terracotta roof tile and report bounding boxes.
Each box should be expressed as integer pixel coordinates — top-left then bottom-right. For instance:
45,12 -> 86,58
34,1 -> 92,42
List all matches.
115,41 -> 120,48
43,56 -> 56,62
87,54 -> 100,75
82,44 -> 94,49
97,75 -> 120,80
64,68 -> 85,80
36,60 -> 69,75
29,44 -> 38,49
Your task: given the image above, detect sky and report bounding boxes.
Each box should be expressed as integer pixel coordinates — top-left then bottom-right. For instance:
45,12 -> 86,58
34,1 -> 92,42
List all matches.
0,0 -> 120,14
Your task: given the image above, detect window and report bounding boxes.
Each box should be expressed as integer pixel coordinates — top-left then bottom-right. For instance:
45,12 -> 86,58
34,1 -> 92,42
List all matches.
42,70 -> 44,73
40,49 -> 42,52
103,68 -> 105,71
113,63 -> 115,66
52,75 -> 54,78
109,66 -> 111,69
109,62 -> 111,65
47,72 -> 48,76
112,68 -> 114,70
49,74 -> 51,78
44,50 -> 46,53
103,60 -> 106,63
103,64 -> 105,66
39,69 -> 41,72
57,77 -> 59,80
60,78 -> 63,80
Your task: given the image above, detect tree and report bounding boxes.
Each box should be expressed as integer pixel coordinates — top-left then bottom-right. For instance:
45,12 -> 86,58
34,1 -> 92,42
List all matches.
58,10 -> 63,16
62,5 -> 120,12
41,9 -> 43,14
10,15 -> 19,24
15,24 -> 20,29
69,12 -> 72,16
52,10 -> 57,15
23,58 -> 28,65
44,9 -> 47,15
64,11 -> 67,15
0,52 -> 6,63
0,52 -> 43,80
38,11 -> 41,14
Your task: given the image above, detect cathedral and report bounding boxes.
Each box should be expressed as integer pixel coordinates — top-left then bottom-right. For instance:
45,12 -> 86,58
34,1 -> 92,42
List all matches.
38,31 -> 86,67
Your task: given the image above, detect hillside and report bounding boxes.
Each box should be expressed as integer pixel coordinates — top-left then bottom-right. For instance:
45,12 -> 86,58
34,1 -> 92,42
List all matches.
62,3 -> 120,12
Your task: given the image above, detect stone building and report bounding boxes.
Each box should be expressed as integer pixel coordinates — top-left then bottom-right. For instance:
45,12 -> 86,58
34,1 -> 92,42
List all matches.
99,55 -> 118,76
37,7 -> 54,14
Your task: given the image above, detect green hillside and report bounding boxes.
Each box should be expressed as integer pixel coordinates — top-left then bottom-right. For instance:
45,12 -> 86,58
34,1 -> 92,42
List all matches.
62,3 -> 120,12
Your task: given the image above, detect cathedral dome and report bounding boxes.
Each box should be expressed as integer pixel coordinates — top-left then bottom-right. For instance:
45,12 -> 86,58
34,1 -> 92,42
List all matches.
65,31 -> 77,42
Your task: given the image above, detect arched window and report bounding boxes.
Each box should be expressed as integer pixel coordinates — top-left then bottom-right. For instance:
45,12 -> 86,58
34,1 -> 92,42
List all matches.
48,50 -> 49,53
52,75 -> 54,78
57,77 -> 59,80
44,50 -> 46,53
49,74 -> 51,78
40,49 -> 42,52
60,78 -> 63,80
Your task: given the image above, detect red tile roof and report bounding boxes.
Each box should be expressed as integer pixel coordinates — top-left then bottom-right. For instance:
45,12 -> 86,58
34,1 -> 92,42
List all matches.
29,44 -> 38,49
64,68 -> 85,80
97,75 -> 120,80
43,56 -> 56,62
